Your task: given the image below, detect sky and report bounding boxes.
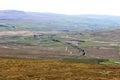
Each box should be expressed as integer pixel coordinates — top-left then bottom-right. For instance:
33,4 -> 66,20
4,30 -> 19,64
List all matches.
0,0 -> 120,15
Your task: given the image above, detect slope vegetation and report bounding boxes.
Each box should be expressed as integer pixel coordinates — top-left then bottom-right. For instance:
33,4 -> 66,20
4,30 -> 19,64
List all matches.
0,58 -> 120,80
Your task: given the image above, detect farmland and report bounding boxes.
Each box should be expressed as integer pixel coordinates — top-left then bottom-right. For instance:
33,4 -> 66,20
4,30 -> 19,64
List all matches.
0,30 -> 120,60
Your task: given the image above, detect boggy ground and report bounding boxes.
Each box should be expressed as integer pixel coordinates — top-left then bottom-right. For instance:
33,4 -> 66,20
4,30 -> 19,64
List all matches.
0,44 -> 73,60
0,44 -> 119,60
0,58 -> 120,80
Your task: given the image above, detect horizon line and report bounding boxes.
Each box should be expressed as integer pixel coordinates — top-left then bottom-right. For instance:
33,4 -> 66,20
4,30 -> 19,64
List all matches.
0,9 -> 120,16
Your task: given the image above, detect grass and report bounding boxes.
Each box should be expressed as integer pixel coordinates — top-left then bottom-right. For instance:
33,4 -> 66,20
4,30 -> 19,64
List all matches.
79,42 -> 107,47
0,35 -> 67,48
62,58 -> 109,64
100,60 -> 120,65
0,58 -> 120,80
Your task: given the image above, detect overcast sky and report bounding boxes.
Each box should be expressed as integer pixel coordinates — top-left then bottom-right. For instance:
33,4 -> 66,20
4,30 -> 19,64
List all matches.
0,0 -> 120,15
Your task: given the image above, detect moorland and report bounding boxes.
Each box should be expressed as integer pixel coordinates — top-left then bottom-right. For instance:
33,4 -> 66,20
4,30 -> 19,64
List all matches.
0,10 -> 120,80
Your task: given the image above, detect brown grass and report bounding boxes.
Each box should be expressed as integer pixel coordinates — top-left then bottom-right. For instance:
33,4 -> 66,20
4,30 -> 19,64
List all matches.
0,30 -> 60,36
0,58 -> 120,80
0,31 -> 34,36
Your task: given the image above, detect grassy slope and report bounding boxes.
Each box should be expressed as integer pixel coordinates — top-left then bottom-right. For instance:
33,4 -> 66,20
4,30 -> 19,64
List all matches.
0,58 -> 120,80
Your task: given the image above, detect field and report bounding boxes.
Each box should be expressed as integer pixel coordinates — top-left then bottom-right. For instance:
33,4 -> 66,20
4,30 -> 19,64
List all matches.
0,30 -> 120,80
0,31 -> 119,60
0,58 -> 120,80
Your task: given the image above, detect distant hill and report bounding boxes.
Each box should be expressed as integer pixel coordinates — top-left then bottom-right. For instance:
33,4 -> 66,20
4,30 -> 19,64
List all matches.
0,10 -> 120,31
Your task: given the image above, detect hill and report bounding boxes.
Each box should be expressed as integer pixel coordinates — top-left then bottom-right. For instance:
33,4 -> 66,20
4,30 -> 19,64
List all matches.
0,10 -> 120,31
0,58 -> 120,80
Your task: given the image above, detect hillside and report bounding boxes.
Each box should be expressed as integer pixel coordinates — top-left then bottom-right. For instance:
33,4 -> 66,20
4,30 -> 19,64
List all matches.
0,58 -> 120,80
0,10 -> 120,31
0,10 -> 120,80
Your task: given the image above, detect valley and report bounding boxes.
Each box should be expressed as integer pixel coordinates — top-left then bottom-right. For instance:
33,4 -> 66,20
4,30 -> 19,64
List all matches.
0,30 -> 120,61
0,10 -> 120,80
